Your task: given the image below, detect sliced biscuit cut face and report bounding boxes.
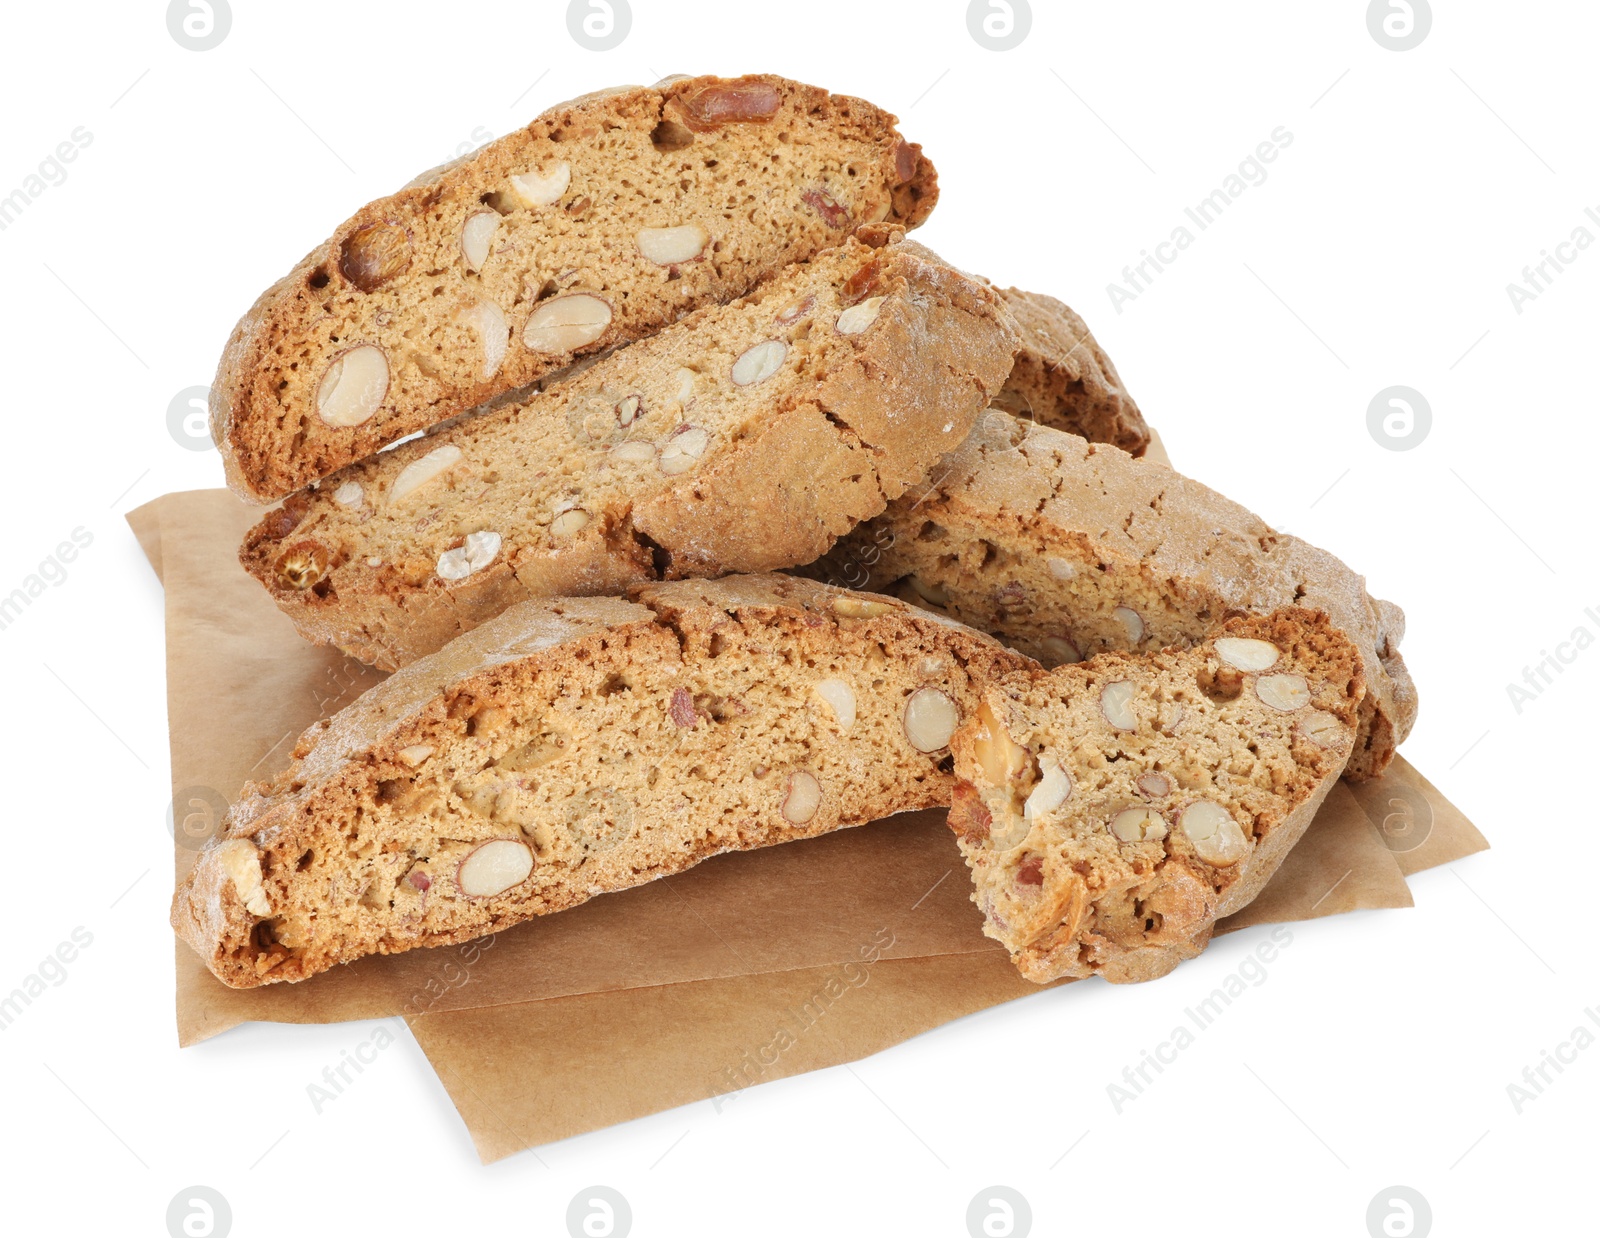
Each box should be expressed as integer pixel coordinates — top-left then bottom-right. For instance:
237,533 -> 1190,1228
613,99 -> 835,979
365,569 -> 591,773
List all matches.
241,234 -> 1018,671
213,73 -> 939,502
947,608 -> 1363,985
170,575 -> 1032,989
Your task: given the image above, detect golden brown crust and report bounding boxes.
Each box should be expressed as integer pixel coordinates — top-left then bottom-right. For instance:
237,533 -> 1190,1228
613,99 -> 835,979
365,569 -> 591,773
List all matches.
240,234 -> 1018,671
807,412 -> 1416,779
994,287 -> 1150,455
213,74 -> 939,503
171,576 -> 1032,988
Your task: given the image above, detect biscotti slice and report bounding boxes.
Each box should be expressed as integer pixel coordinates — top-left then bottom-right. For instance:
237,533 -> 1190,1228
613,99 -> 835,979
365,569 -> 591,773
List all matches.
995,288 -> 1150,455
171,575 -> 1033,988
213,73 -> 938,502
243,231 -> 1017,671
808,412 -> 1415,779
946,609 -> 1363,985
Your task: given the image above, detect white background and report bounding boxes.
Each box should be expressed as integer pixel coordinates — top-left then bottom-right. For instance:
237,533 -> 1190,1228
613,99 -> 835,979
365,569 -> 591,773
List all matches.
0,1 -> 1593,1235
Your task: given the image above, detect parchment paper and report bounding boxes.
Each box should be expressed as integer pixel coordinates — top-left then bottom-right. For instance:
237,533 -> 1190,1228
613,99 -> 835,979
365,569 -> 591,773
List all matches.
129,477 -> 1487,1160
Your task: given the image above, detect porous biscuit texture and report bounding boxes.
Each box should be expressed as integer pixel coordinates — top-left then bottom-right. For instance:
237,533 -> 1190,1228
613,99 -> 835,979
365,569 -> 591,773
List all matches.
171,575 -> 1034,988
947,609 -> 1363,984
995,288 -> 1150,455
808,412 -> 1415,779
241,232 -> 1017,671
212,74 -> 938,502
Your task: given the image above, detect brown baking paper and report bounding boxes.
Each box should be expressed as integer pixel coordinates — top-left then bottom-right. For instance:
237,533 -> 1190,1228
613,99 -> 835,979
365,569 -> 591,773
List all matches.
129,487 -> 1486,1159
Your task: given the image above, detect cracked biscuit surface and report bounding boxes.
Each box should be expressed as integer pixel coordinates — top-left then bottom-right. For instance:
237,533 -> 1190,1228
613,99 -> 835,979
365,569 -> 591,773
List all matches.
994,287 -> 1149,455
808,412 -> 1415,779
212,73 -> 939,502
171,574 -> 1033,988
241,232 -> 1017,670
947,608 -> 1363,984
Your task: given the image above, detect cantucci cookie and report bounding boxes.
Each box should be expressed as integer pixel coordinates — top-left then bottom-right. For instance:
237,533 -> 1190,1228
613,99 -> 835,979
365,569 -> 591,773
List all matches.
947,609 -> 1363,985
212,73 -> 938,502
242,232 -> 1017,671
995,288 -> 1150,455
809,412 -> 1415,779
171,575 -> 1032,988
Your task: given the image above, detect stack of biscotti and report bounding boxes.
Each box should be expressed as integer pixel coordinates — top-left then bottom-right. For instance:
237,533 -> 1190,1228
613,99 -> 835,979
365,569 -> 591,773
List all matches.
175,71 -> 1417,992
215,73 -> 1145,670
